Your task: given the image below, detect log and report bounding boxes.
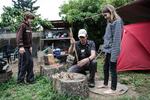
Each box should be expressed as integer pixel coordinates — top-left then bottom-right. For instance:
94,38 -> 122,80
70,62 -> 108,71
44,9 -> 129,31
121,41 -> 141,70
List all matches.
40,64 -> 67,79
52,72 -> 89,98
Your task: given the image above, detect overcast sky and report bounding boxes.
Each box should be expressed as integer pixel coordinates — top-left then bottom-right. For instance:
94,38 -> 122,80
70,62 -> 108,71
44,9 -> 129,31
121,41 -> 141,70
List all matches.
0,0 -> 68,20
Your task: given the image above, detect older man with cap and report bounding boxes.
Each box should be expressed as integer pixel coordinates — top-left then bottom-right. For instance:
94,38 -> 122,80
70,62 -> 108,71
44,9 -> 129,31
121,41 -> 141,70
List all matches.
68,29 -> 97,88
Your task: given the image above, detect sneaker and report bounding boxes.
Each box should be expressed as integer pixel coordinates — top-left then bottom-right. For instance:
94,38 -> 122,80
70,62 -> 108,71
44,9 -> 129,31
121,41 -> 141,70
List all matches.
88,82 -> 95,88
88,80 -> 95,88
104,89 -> 116,94
26,80 -> 35,84
17,80 -> 25,84
97,84 -> 108,89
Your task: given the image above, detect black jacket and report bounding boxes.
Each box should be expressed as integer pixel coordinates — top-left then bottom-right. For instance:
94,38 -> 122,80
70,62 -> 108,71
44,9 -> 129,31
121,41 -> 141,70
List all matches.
16,21 -> 32,48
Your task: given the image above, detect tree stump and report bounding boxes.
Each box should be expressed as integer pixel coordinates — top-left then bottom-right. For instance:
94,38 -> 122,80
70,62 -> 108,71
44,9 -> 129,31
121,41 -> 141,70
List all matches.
52,72 -> 89,98
0,65 -> 12,83
40,64 -> 67,79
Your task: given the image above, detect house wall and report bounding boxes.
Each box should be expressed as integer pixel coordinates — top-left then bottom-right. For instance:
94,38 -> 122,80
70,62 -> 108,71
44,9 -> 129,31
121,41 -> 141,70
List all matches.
0,32 -> 41,57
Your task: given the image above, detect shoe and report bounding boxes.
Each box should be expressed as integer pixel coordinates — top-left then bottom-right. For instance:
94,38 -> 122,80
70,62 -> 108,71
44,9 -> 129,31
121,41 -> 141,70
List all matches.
26,80 -> 35,84
88,80 -> 95,88
88,82 -> 95,88
97,85 -> 108,89
17,80 -> 25,84
104,89 -> 116,94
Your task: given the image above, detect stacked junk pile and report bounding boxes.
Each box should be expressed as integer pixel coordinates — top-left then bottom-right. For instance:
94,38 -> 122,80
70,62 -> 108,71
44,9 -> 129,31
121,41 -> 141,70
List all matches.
0,58 -> 12,82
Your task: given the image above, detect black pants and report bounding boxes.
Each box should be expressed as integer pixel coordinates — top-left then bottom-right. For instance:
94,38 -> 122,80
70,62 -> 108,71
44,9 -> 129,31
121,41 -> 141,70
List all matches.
17,48 -> 34,82
68,60 -> 97,82
103,53 -> 117,90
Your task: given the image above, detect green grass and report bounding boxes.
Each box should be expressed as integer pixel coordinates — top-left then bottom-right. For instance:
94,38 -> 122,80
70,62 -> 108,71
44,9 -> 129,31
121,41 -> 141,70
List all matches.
1,59 -> 150,100
0,75 -> 84,100
97,59 -> 150,100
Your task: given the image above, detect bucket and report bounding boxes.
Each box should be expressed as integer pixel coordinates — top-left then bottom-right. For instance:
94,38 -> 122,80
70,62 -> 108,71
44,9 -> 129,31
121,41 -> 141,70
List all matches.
53,48 -> 61,57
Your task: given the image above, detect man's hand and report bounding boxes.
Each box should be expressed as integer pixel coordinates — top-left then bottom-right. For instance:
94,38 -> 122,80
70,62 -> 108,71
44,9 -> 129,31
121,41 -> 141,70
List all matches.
19,47 -> 25,54
30,47 -> 32,54
77,58 -> 90,67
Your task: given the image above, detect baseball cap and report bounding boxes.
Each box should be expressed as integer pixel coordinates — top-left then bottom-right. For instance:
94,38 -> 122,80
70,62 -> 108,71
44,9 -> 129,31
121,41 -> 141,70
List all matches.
78,29 -> 87,37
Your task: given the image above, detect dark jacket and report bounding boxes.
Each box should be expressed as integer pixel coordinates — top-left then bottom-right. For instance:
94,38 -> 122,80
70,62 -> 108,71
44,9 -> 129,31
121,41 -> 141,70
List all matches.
16,21 -> 32,48
76,40 -> 96,61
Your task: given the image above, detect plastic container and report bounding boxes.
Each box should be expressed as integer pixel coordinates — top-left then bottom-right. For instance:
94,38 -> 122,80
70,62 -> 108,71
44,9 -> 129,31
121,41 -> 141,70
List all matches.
53,48 -> 61,57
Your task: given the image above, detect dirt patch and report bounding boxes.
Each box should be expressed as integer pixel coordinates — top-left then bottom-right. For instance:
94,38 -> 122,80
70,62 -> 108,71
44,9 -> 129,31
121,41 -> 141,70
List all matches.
10,58 -> 41,74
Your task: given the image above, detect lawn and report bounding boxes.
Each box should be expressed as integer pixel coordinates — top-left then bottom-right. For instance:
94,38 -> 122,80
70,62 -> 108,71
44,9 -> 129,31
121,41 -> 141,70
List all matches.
0,75 -> 84,100
0,59 -> 150,100
97,59 -> 150,100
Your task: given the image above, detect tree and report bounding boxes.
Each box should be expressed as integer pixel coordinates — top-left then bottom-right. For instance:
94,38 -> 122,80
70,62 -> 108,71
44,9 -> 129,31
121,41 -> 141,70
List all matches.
12,0 -> 40,13
60,0 -> 101,24
0,0 -> 53,32
32,17 -> 53,31
0,6 -> 23,32
59,0 -> 133,49
60,0 -> 133,24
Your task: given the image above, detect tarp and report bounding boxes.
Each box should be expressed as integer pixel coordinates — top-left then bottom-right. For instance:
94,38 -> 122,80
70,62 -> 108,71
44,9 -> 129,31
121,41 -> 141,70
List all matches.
117,0 -> 150,23
117,22 -> 150,72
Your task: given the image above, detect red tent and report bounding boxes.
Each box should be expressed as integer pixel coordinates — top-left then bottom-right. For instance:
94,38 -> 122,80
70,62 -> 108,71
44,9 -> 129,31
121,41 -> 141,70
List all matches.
117,22 -> 150,71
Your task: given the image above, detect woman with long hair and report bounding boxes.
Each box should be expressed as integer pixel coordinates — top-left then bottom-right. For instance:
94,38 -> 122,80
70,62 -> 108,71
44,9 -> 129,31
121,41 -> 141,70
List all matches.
99,4 -> 123,94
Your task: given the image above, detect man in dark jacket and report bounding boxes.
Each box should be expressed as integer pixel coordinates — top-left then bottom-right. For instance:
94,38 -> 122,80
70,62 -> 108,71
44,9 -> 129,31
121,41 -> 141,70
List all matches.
68,29 -> 97,88
16,12 -> 35,84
